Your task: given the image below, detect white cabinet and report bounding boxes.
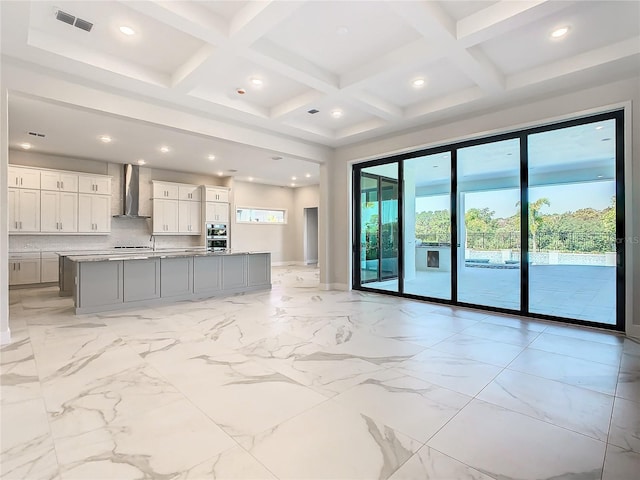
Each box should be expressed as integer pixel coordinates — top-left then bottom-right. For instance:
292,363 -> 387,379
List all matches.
205,202 -> 229,223
78,194 -> 111,233
153,182 -> 179,199
40,253 -> 59,283
206,187 -> 229,203
40,171 -> 78,192
8,166 -> 40,189
78,175 -> 111,195
8,188 -> 41,233
179,185 -> 202,202
40,191 -> 78,233
9,253 -> 41,285
179,201 -> 202,234
153,199 -> 179,233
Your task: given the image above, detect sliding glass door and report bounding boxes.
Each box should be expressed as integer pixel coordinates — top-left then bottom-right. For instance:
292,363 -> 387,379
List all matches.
353,110 -> 624,330
457,139 -> 521,310
403,153 -> 452,300
357,164 -> 399,292
527,118 -> 619,325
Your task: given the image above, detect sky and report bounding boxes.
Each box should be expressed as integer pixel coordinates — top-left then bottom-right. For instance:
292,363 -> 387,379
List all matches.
415,180 -> 615,218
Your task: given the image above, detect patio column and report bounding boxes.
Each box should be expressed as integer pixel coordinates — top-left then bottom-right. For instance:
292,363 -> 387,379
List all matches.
404,163 -> 416,281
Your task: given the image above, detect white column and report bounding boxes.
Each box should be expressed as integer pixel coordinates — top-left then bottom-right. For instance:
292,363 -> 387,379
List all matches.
403,163 -> 416,281
1,85 -> 10,345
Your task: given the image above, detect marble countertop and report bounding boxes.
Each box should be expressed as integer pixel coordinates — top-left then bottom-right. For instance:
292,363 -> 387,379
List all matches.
65,249 -> 269,262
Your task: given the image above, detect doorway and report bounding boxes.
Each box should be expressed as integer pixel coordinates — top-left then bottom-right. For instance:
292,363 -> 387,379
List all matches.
303,207 -> 319,265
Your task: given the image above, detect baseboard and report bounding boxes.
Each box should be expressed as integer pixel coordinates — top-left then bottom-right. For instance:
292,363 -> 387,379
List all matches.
627,324 -> 640,340
319,282 -> 350,291
0,327 -> 11,346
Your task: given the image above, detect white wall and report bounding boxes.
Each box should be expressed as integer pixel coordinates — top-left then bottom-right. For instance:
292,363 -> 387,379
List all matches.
231,181 -> 296,264
1,85 -> 9,344
329,76 -> 639,336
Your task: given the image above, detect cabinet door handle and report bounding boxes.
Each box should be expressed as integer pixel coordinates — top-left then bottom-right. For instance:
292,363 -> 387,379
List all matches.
18,263 -> 21,271
19,221 -> 22,229
57,181 -> 60,188
15,178 -> 18,186
61,181 -> 64,189
20,178 -> 23,186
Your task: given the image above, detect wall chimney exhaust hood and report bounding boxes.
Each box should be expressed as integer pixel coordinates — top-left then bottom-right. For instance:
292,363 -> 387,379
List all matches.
113,164 -> 150,218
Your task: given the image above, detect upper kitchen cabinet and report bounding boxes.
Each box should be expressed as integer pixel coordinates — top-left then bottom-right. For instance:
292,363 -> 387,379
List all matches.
78,194 -> 111,233
40,191 -> 78,233
8,188 -> 40,233
40,171 -> 78,192
178,184 -> 202,202
206,186 -> 229,203
153,181 -> 179,199
78,175 -> 111,195
8,165 -> 40,189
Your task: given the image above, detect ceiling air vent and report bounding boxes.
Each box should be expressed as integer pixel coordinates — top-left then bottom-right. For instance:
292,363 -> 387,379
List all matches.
28,131 -> 46,138
55,9 -> 93,32
55,9 -> 75,25
74,18 -> 93,32
307,109 -> 319,114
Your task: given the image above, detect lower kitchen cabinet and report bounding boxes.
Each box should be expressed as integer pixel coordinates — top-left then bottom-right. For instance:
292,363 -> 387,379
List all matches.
40,253 -> 59,283
123,258 -> 161,302
221,254 -> 247,290
77,261 -> 124,308
161,257 -> 193,297
9,253 -> 41,285
193,256 -> 222,294
248,254 -> 271,287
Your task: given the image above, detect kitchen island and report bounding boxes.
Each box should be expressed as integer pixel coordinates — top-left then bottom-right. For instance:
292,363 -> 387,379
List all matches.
60,250 -> 271,314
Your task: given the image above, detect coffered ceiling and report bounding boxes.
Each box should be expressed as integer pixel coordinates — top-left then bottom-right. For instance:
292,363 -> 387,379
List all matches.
1,1 -> 639,186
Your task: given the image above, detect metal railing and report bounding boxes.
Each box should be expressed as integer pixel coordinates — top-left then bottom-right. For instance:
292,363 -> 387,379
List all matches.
463,231 -> 615,253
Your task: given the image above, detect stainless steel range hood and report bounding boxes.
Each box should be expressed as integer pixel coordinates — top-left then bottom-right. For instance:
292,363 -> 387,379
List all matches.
113,164 -> 150,218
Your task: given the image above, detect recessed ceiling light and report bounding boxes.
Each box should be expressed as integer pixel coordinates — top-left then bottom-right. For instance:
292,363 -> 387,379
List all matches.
305,173 -> 311,178
412,77 -> 426,88
137,159 -> 146,165
119,26 -> 135,36
292,176 -> 297,180
250,77 -> 263,87
291,183 -> 296,187
99,135 -> 112,143
159,146 -> 169,153
248,177 -> 254,182
208,154 -> 216,161
336,26 -> 349,35
217,171 -> 223,176
20,142 -> 32,150
595,125 -> 604,130
550,26 -> 569,39
330,109 -> 343,119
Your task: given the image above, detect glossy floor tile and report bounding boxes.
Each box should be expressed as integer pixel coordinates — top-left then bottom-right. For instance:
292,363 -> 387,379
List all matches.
2,266 -> 637,479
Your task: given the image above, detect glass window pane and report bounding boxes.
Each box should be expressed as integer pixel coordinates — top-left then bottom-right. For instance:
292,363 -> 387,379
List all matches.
358,164 -> 399,292
403,153 -> 451,299
457,139 -> 521,310
528,119 -> 617,325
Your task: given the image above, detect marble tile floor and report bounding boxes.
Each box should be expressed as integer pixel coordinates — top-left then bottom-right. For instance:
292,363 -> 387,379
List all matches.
2,265 -> 639,480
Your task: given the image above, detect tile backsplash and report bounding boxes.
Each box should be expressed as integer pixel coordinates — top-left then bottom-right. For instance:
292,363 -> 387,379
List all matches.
9,218 -> 202,253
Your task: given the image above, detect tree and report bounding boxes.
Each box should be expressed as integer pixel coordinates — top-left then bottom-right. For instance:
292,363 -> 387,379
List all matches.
529,198 -> 550,252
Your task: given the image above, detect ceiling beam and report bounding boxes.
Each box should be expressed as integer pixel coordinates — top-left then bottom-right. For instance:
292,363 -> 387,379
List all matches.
507,37 -> 640,90
457,0 -> 578,48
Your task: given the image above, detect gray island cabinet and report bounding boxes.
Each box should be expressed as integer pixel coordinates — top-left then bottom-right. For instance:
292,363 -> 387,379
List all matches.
68,251 -> 271,314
